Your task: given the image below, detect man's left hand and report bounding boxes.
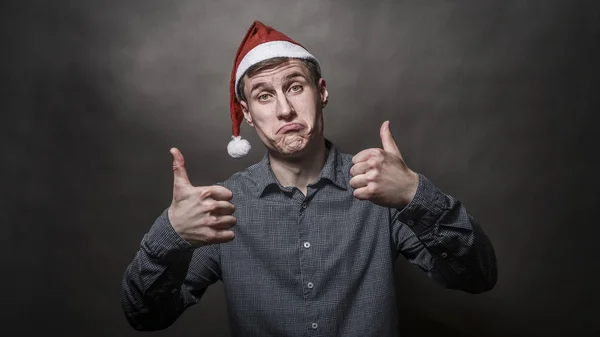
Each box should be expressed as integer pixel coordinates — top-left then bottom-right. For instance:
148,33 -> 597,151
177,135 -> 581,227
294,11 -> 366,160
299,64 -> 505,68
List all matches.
349,121 -> 419,209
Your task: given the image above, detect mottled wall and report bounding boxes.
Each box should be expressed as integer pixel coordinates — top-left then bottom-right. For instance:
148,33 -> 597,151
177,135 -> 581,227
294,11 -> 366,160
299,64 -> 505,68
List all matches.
3,0 -> 599,336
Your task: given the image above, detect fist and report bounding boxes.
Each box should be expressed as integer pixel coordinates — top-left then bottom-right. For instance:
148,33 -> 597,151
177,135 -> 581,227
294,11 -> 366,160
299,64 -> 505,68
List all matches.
168,148 -> 236,246
349,121 -> 419,209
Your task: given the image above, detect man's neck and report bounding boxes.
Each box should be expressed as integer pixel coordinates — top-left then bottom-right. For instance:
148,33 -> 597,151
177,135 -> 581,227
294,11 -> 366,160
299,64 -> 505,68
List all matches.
268,138 -> 328,196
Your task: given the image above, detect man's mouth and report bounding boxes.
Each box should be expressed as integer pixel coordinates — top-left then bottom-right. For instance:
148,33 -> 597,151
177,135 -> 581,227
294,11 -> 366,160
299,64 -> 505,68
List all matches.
278,123 -> 304,134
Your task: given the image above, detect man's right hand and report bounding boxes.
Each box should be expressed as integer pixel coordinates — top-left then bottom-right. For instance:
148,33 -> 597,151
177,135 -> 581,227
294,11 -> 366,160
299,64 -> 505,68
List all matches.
167,147 -> 236,246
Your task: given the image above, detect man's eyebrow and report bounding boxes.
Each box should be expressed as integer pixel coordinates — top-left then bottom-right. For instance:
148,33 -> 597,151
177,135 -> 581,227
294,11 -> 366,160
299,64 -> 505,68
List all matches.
283,72 -> 308,82
249,82 -> 269,95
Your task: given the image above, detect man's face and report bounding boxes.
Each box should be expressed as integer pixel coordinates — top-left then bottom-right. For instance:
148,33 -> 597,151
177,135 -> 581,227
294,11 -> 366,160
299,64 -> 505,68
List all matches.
240,59 -> 328,158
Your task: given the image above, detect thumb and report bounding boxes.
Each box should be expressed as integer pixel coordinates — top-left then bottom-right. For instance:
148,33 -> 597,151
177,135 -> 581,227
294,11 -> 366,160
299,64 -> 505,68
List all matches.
170,147 -> 191,189
380,121 -> 401,157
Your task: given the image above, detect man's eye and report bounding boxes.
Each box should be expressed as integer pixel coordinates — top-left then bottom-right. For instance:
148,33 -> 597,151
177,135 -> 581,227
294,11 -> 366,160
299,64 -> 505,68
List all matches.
258,94 -> 271,101
290,85 -> 302,92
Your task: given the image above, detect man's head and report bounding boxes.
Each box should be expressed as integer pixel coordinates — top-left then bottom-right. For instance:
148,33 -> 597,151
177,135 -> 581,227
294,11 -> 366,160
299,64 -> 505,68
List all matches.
226,21 -> 325,158
237,57 -> 328,158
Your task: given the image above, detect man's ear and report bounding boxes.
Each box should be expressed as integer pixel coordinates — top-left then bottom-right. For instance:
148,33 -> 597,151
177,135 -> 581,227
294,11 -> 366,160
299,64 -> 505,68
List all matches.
318,78 -> 329,108
240,101 -> 254,127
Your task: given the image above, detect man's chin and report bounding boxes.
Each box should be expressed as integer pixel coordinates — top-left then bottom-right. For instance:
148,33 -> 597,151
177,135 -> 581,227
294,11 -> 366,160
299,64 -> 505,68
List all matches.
274,136 -> 309,155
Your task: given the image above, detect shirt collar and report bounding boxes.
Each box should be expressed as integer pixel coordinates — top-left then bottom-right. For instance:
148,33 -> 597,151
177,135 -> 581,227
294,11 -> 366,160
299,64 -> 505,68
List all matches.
252,138 -> 348,197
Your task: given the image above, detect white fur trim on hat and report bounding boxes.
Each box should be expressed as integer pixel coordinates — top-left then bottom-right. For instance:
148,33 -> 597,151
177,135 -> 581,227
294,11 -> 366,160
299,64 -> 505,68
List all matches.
227,135 -> 251,158
234,41 -> 316,100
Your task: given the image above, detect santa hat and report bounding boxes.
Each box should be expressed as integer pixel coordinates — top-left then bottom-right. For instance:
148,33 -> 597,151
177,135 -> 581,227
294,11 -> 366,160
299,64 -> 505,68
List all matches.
227,21 -> 320,158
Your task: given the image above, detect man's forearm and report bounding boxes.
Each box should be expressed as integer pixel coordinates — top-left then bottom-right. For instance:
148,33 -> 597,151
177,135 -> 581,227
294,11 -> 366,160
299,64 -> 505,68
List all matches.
419,213 -> 497,294
121,209 -> 197,330
121,249 -> 193,330
396,174 -> 498,293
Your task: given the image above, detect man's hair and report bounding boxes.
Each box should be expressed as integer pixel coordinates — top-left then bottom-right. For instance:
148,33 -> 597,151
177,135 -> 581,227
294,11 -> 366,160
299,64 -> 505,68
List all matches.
237,57 -> 321,103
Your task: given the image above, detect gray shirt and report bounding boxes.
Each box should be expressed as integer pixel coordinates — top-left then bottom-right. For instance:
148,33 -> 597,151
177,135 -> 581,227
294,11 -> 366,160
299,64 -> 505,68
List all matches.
121,139 -> 497,336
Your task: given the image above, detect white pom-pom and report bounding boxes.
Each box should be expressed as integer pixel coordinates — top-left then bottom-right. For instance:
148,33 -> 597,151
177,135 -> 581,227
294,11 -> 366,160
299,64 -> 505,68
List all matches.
227,136 -> 251,158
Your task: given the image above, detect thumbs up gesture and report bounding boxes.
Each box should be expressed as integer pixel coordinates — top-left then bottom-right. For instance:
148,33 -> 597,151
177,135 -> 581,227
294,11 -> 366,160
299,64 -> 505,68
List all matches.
349,121 -> 419,209
167,148 -> 236,246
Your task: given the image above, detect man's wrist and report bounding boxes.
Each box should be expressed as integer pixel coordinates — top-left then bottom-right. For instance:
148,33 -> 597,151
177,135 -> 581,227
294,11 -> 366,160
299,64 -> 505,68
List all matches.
144,208 -> 194,260
401,170 -> 420,207
397,173 -> 447,234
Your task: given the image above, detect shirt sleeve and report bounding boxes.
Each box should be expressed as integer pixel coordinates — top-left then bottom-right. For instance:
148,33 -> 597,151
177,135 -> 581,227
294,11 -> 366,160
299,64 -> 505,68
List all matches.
390,173 -> 498,294
121,208 -> 222,330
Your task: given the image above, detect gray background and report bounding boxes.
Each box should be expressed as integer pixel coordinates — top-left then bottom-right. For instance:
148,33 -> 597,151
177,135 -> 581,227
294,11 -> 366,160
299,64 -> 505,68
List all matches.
3,0 -> 599,336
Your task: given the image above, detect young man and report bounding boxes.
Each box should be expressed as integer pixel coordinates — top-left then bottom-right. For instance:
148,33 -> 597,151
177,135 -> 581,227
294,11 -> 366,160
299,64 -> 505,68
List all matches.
121,21 -> 497,336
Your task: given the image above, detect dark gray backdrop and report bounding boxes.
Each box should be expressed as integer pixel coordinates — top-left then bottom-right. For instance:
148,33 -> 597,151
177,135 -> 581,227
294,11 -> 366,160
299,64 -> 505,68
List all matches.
3,0 -> 599,336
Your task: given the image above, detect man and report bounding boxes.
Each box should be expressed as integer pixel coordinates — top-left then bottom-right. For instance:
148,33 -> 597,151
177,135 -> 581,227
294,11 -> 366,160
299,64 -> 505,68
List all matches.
121,21 -> 497,336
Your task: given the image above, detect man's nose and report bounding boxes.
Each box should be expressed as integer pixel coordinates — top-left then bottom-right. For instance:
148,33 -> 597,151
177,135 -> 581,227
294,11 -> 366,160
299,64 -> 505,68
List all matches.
276,94 -> 295,119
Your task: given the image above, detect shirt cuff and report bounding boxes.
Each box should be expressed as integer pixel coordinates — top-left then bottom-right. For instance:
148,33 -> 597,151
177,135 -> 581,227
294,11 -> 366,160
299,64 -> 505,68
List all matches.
143,208 -> 194,260
397,173 -> 448,235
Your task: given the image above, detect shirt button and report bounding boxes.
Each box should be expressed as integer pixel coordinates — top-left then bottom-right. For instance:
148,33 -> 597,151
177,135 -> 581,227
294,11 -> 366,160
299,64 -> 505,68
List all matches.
303,242 -> 311,248
307,282 -> 314,289
441,252 -> 448,258
172,288 -> 179,294
301,202 -> 307,209
311,322 -> 318,329
407,220 -> 414,226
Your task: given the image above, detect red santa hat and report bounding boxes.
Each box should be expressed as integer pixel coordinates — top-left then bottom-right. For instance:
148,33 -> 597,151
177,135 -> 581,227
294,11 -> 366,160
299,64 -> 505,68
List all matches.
227,21 -> 320,158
